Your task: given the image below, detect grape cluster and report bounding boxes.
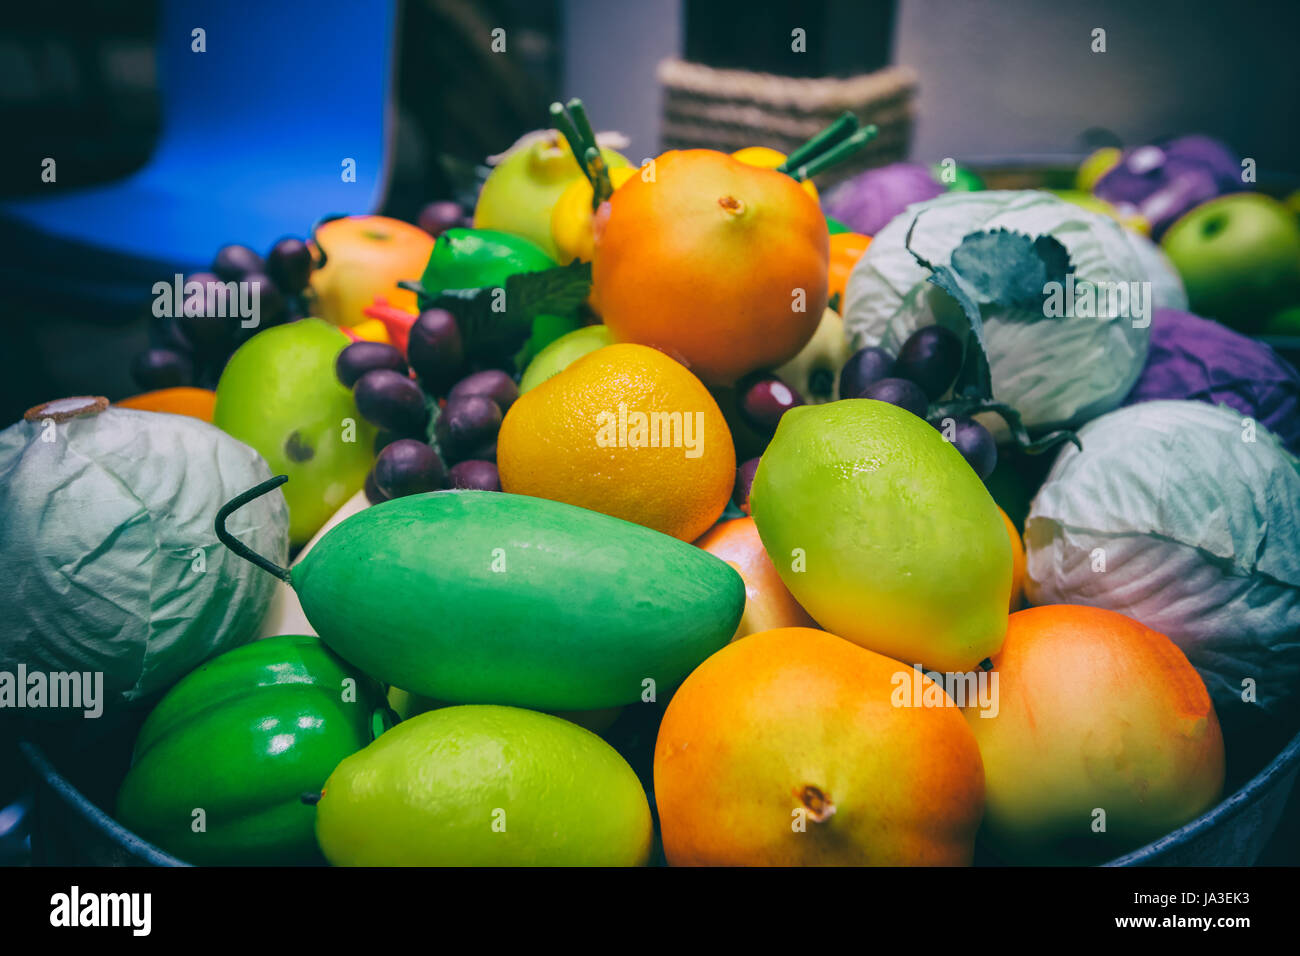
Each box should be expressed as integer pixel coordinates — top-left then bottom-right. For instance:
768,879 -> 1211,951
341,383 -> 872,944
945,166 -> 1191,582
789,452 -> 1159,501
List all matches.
837,325 -> 997,480
132,238 -> 315,391
337,320 -> 517,503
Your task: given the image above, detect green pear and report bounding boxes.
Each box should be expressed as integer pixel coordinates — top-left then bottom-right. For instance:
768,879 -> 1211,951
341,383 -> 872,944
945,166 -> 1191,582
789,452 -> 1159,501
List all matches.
473,132 -> 628,259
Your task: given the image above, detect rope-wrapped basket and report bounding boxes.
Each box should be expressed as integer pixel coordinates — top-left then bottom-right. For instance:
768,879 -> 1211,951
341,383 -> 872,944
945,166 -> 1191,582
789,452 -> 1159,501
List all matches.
658,58 -> 918,187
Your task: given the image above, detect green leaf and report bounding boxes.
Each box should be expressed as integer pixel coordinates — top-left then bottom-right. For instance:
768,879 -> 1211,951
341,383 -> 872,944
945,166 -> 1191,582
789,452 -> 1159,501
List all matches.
425,261 -> 592,360
904,215 -> 992,400
948,229 -> 1072,310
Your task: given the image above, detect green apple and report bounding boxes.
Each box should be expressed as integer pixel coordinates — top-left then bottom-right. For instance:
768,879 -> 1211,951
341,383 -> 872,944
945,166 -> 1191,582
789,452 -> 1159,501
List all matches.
1161,193 -> 1300,332
473,131 -> 629,260
773,307 -> 853,403
519,324 -> 613,393
214,318 -> 377,546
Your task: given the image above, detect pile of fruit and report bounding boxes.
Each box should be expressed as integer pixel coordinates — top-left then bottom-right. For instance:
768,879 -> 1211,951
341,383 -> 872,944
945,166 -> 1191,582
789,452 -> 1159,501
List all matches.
4,106 -> 1300,867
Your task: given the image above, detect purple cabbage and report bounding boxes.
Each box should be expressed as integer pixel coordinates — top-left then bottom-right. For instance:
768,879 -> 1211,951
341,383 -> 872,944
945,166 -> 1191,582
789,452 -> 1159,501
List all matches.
823,163 -> 945,236
1094,135 -> 1246,239
1124,308 -> 1300,454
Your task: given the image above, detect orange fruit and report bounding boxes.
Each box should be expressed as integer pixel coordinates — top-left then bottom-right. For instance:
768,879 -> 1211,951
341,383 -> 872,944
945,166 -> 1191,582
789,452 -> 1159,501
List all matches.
999,506 -> 1026,610
593,149 -> 829,385
497,343 -> 736,541
965,605 -> 1224,864
695,518 -> 817,640
827,231 -> 870,307
116,387 -> 216,422
655,627 -> 985,865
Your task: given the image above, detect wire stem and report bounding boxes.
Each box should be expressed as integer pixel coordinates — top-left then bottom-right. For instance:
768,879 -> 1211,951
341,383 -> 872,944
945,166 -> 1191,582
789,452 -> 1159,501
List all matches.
215,475 -> 292,582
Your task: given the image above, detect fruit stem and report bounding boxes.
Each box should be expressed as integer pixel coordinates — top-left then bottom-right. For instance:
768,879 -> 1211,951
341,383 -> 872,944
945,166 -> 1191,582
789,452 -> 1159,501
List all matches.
799,785 -> 836,823
779,110 -> 859,174
300,791 -> 322,806
309,213 -> 349,271
215,475 -> 293,583
584,146 -> 614,209
789,125 -> 879,182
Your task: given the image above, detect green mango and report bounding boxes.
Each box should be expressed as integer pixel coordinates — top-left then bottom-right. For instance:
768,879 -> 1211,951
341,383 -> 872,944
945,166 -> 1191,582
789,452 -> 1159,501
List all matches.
316,705 -> 652,865
115,635 -> 393,865
751,400 -> 1011,672
283,490 -> 743,709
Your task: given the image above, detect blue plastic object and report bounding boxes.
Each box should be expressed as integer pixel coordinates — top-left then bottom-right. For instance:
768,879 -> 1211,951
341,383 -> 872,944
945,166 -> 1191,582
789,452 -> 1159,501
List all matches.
0,0 -> 398,308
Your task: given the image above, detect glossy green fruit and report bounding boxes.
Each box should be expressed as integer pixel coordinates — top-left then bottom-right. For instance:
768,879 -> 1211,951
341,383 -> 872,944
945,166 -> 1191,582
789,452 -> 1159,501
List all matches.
115,635 -> 393,865
214,319 -> 376,546
291,490 -> 744,708
750,399 -> 1012,672
519,323 -> 613,393
418,227 -> 554,297
316,705 -> 652,866
1162,193 -> 1300,332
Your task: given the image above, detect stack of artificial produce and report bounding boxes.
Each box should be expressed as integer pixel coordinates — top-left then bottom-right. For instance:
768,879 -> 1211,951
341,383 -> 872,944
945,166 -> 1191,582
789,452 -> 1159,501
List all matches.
4,104 -> 1300,867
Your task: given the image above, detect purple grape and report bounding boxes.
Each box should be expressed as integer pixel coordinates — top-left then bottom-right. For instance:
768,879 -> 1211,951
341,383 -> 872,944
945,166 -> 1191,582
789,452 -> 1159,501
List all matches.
840,346 -> 894,399
858,377 -> 929,419
337,341 -> 408,388
740,376 -> 804,430
435,395 -> 502,462
212,244 -> 263,282
373,439 -> 446,499
243,271 -> 285,327
448,369 -> 519,413
177,273 -> 234,355
939,416 -> 997,480
893,325 -> 963,400
418,201 -> 466,238
353,369 -> 430,435
364,470 -> 387,504
131,347 -> 193,390
448,459 -> 501,491
407,308 -> 465,393
266,237 -> 314,292
734,457 -> 760,515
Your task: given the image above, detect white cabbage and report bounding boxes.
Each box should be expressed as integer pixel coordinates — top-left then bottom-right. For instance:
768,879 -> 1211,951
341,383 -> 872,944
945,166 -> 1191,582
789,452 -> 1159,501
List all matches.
0,401 -> 288,711
1024,401 -> 1300,736
842,190 -> 1181,431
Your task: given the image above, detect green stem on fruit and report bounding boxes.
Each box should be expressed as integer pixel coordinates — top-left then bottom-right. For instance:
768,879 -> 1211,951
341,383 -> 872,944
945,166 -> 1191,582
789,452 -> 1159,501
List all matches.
300,791 -> 322,806
309,212 -> 350,271
215,475 -> 293,583
551,99 -> 615,207
397,279 -> 431,304
788,125 -> 879,182
778,111 -> 859,174
584,146 -> 614,209
566,99 -> 599,161
979,658 -> 993,672
926,398 -> 1080,457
